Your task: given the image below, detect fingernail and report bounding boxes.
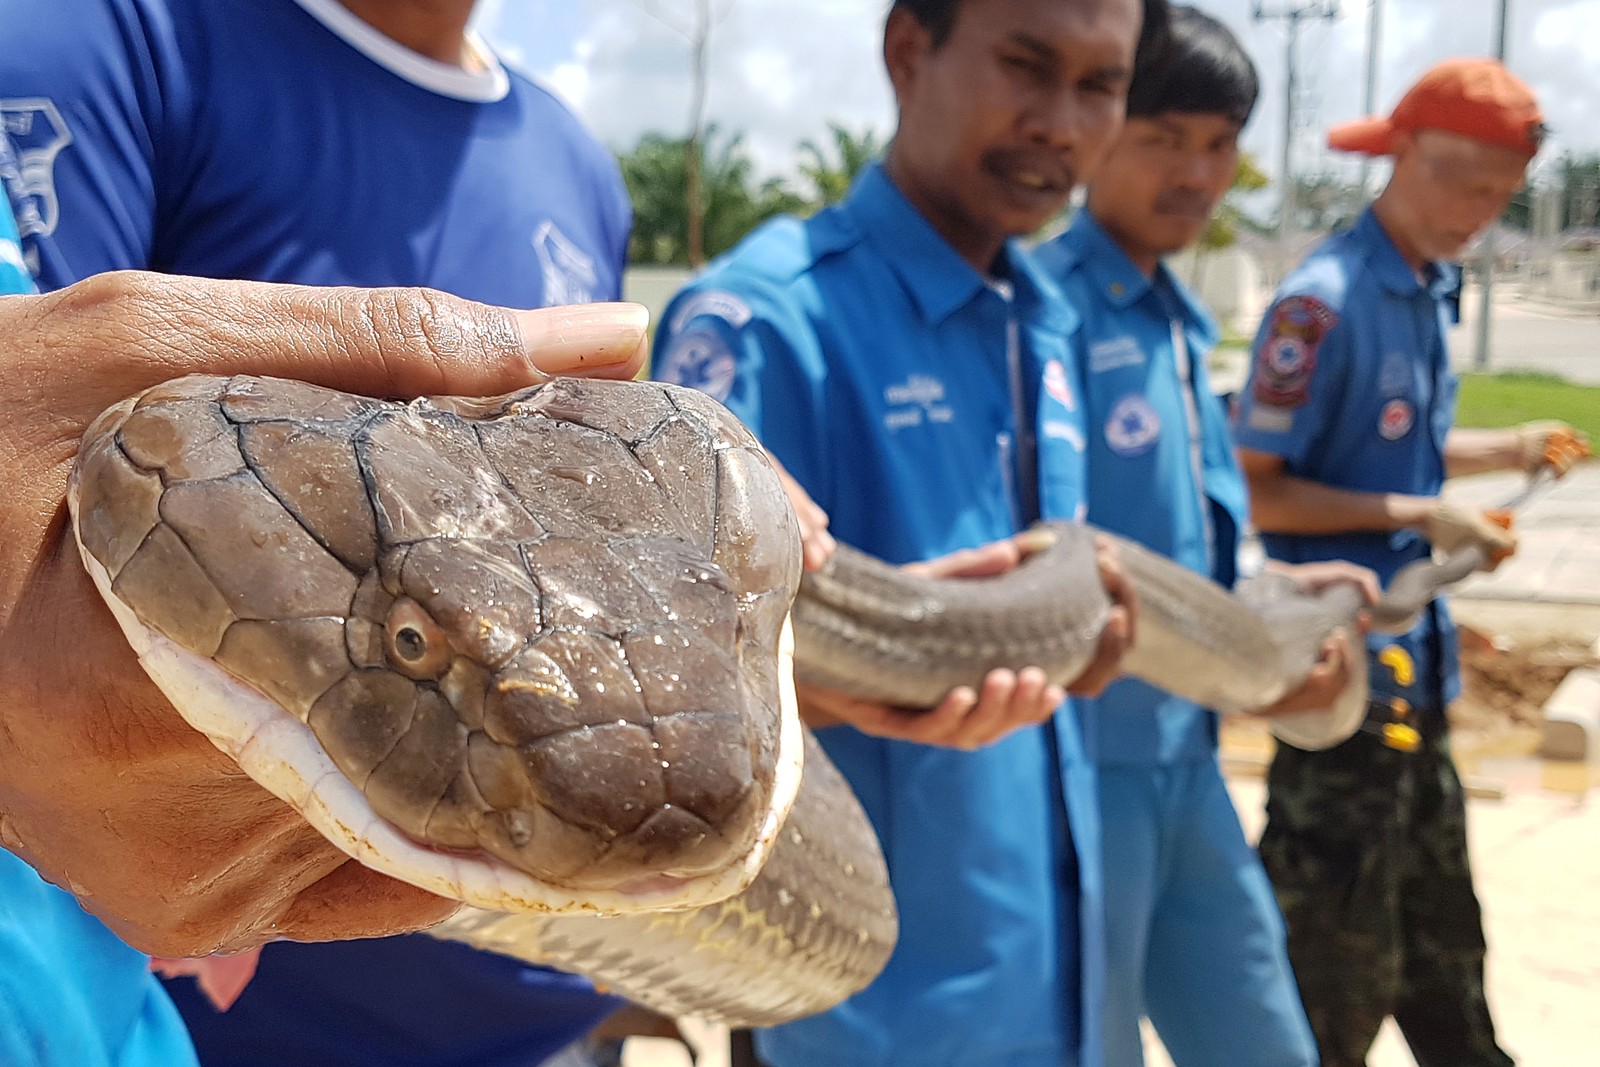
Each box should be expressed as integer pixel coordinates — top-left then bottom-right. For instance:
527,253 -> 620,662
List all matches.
513,302 -> 650,373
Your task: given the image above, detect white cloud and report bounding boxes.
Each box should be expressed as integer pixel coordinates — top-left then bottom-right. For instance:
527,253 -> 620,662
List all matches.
483,0 -> 1600,187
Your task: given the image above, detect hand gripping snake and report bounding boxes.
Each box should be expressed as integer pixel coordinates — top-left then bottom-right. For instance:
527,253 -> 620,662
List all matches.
69,374 -> 1485,1026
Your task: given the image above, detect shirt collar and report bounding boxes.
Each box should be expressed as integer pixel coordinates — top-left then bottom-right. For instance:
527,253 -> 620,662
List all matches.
842,163 -> 1072,331
1356,207 -> 1452,298
1062,210 -> 1216,341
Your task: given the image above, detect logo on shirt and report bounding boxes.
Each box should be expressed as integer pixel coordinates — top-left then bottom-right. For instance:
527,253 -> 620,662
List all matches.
1252,295 -> 1335,409
531,220 -> 599,307
1105,393 -> 1161,457
884,374 -> 954,432
655,328 -> 737,402
1088,335 -> 1146,374
1378,398 -> 1415,441
1042,358 -> 1076,412
0,98 -> 72,253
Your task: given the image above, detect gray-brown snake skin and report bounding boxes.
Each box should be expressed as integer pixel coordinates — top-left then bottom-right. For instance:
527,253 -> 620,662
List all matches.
70,374 -> 1483,1025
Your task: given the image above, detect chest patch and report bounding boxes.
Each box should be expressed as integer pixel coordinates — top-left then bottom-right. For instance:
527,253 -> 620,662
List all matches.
883,374 -> 954,432
1105,393 -> 1161,457
1043,359 -> 1076,412
531,221 -> 600,307
1253,295 -> 1336,408
1378,398 -> 1415,441
1089,336 -> 1146,374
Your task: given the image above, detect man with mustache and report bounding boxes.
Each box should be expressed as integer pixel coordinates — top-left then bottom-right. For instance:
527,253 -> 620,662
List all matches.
1035,10 -> 1358,1064
1234,60 -> 1588,1067
653,0 -> 1158,1063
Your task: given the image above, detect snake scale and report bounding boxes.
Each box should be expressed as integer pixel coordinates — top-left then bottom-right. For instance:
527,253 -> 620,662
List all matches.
69,374 -> 1475,1026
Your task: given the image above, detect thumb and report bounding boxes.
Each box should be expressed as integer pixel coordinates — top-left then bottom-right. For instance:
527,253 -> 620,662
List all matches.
23,272 -> 651,431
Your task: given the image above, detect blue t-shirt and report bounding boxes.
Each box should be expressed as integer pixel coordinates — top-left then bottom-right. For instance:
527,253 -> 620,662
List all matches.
1,1 -> 631,1063
1036,211 -> 1249,765
654,163 -> 1104,1067
4,0 -> 629,306
1233,208 -> 1462,710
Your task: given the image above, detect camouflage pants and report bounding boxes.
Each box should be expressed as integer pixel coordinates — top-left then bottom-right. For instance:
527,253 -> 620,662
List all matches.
1259,724 -> 1513,1067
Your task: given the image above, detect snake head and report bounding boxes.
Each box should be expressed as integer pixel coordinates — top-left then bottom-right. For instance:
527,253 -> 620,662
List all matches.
71,374 -> 805,914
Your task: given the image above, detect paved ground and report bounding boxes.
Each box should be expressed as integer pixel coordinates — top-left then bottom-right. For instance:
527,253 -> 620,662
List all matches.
1448,283 -> 1600,386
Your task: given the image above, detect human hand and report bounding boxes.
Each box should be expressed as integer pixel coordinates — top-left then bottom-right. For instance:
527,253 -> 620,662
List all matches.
1515,420 -> 1590,477
765,453 -> 835,571
797,532 -> 1067,748
0,272 -> 649,957
1063,535 -> 1137,697
1269,559 -> 1381,608
1423,501 -> 1517,568
1254,630 -> 1358,718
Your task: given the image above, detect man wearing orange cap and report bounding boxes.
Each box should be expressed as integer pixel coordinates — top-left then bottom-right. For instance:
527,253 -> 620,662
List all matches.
1233,58 -> 1589,1067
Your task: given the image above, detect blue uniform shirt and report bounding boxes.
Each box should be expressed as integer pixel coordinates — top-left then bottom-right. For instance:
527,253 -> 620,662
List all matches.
1234,208 -> 1462,709
1036,211 -> 1249,765
654,163 -> 1104,1067
1,1 -> 631,1062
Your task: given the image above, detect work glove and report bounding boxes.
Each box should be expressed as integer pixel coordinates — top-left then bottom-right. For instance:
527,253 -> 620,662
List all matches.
1424,502 -> 1517,568
1515,420 -> 1591,477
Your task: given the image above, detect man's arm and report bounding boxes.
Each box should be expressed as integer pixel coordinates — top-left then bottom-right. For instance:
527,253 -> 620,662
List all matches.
0,273 -> 648,958
1445,423 -> 1590,478
1237,448 -> 1435,536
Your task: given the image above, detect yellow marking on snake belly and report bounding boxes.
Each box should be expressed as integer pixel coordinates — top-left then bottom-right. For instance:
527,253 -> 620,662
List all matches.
644,893 -> 799,962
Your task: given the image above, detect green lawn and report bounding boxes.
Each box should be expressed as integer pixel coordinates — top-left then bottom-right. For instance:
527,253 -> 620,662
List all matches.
1455,372 -> 1600,441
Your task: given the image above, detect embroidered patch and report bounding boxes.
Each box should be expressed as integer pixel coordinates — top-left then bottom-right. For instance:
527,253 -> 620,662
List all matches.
1253,295 -> 1336,408
1043,359 -> 1076,412
1089,336 -> 1146,374
655,328 -> 737,402
1378,398 -> 1415,441
1105,393 -> 1161,457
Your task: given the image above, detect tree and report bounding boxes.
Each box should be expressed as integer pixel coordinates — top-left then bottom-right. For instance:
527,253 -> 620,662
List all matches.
797,123 -> 883,206
617,127 -> 808,266
1199,153 -> 1271,250
626,0 -> 739,266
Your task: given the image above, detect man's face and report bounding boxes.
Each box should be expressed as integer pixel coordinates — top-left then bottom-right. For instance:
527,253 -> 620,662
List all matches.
1390,128 -> 1529,262
1086,111 -> 1243,263
885,0 -> 1143,267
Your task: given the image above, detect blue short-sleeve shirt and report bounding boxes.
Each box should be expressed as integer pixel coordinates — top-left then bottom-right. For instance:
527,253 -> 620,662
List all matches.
1233,208 -> 1462,708
654,163 -> 1104,1067
1036,211 -> 1249,765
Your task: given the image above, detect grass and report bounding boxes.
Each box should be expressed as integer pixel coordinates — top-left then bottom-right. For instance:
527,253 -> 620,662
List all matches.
1455,372 -> 1600,441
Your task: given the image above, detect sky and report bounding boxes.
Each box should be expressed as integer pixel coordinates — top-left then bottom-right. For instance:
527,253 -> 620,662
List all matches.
476,1 -> 1600,193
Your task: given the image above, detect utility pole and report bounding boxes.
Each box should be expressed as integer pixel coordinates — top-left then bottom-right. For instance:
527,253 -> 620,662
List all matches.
1473,0 -> 1511,371
1358,0 -> 1383,198
1253,1 -> 1341,270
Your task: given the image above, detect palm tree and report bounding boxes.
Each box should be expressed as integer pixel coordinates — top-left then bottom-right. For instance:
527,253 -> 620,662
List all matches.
798,123 -> 883,207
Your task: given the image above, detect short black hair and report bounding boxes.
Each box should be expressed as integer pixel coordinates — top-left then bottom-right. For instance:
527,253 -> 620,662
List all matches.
890,0 -> 1172,58
1126,5 -> 1258,126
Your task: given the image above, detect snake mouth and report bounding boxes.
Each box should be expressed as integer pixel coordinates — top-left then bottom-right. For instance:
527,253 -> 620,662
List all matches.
75,519 -> 804,914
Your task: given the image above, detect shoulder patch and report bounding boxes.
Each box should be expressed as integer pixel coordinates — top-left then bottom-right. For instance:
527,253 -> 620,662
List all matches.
666,289 -> 752,335
654,325 -> 737,402
1252,295 -> 1336,408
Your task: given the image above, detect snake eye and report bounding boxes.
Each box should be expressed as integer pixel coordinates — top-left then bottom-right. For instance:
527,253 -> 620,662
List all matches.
385,597 -> 451,679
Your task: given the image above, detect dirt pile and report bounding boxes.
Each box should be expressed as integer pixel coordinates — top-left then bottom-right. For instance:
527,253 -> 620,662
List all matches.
1451,628 -> 1600,740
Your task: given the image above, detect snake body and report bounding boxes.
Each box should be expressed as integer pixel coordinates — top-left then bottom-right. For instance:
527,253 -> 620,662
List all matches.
71,374 -> 1477,1026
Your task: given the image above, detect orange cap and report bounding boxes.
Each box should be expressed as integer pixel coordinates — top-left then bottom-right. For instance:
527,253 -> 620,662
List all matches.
1327,58 -> 1545,158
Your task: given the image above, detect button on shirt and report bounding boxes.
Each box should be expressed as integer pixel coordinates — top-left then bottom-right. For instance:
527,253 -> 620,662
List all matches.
653,163 -> 1103,1067
1036,211 -> 1249,765
1234,208 -> 1462,708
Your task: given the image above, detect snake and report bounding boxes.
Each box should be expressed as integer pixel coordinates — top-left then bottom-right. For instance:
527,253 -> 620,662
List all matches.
68,373 -> 1483,1026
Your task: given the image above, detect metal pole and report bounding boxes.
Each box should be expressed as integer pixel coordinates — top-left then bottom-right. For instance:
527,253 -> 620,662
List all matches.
1472,0 -> 1510,371
1281,13 -> 1298,238
1358,0 -> 1382,197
